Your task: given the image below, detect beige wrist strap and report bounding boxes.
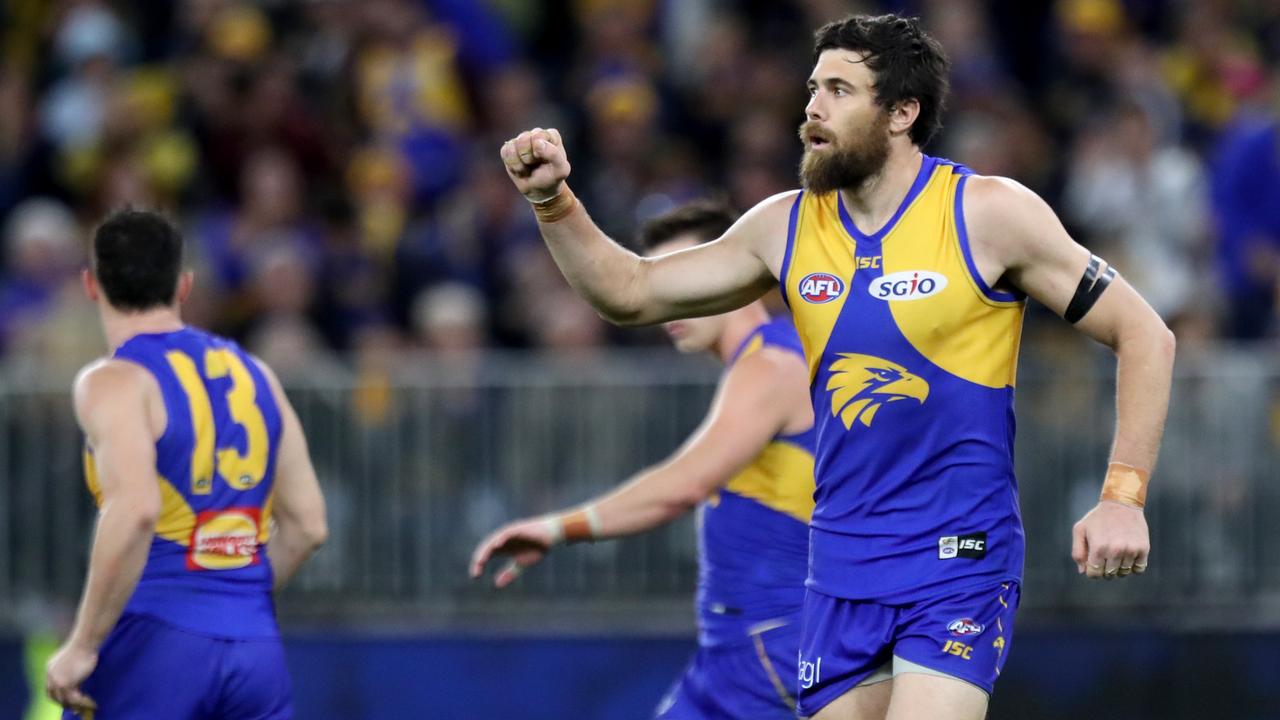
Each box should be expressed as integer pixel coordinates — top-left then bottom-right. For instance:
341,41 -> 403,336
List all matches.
556,505 -> 601,543
1100,462 -> 1149,508
530,185 -> 578,224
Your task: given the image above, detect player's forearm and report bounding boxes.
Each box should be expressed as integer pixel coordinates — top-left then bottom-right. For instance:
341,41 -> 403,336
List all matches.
1109,320 -> 1176,472
68,504 -> 155,651
535,193 -> 648,326
586,464 -> 710,540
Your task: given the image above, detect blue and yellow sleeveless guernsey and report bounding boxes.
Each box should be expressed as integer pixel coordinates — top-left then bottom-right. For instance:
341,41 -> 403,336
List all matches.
779,155 -> 1026,603
83,327 -> 283,639
696,317 -> 816,645
656,317 -> 816,719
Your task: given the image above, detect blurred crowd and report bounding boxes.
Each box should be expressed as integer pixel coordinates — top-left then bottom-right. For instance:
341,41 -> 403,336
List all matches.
1,0 -> 1279,383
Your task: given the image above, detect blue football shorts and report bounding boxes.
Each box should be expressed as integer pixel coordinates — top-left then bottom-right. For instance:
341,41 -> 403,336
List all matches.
796,580 -> 1020,717
655,620 -> 801,719
63,613 -> 292,720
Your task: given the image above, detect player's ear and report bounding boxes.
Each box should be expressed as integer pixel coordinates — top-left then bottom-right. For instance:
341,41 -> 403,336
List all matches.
889,99 -> 920,138
81,268 -> 99,302
175,271 -> 194,305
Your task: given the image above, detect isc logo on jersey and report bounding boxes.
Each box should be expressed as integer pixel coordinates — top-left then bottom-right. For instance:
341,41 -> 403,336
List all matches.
799,273 -> 845,304
188,508 -> 261,570
869,270 -> 948,301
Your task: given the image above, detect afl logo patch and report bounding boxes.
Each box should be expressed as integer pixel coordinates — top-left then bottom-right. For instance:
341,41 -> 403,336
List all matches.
798,273 -> 845,304
947,618 -> 985,637
869,270 -> 948,301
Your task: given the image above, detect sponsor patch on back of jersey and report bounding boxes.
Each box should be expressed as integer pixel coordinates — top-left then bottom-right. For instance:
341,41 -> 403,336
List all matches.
938,532 -> 987,559
187,507 -> 261,571
799,273 -> 845,304
869,270 -> 948,301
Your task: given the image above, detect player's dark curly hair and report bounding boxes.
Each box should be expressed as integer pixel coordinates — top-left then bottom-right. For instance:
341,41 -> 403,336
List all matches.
92,208 -> 184,311
638,200 -> 739,251
813,14 -> 950,147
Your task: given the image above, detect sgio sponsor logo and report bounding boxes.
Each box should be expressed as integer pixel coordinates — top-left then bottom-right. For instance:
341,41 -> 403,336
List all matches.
798,654 -> 823,689
869,270 -> 947,301
798,273 -> 845,304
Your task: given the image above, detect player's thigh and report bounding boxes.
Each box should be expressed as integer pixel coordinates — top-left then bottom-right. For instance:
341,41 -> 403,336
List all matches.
76,614 -> 218,719
884,671 -> 987,720
807,679 -> 891,720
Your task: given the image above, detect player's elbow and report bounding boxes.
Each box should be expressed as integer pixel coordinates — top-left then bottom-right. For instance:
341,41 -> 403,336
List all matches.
595,303 -> 646,327
669,479 -> 717,516
300,513 -> 329,550
122,496 -> 161,532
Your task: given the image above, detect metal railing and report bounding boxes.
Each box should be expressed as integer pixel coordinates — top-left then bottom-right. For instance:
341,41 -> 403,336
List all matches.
1,344 -> 1276,630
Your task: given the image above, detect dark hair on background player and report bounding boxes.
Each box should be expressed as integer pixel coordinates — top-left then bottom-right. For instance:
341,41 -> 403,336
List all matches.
638,200 -> 739,252
92,208 -> 184,311
813,14 -> 950,147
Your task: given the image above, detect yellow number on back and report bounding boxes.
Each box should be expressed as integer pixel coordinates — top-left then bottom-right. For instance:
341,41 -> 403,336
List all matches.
167,351 -> 215,494
205,349 -> 269,491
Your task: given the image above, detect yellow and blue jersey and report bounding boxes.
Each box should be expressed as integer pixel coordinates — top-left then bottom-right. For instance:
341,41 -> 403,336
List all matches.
779,155 -> 1026,603
696,317 -> 816,647
83,327 -> 283,639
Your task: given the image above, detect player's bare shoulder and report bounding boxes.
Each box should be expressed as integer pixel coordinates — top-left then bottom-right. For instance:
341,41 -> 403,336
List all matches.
961,174 -> 1064,269
730,189 -> 803,278
73,358 -> 165,436
723,342 -> 812,433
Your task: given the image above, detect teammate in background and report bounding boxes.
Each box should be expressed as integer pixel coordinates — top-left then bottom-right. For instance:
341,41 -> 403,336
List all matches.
45,210 -> 328,718
497,13 -> 1174,720
471,201 -> 816,719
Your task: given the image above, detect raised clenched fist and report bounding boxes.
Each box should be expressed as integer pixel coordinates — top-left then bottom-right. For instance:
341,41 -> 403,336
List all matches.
499,127 -> 571,203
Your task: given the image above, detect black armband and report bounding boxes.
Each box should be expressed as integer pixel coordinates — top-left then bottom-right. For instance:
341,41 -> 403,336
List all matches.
1063,254 -> 1116,324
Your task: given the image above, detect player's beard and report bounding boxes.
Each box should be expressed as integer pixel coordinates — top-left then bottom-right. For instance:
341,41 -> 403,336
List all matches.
798,112 -> 891,194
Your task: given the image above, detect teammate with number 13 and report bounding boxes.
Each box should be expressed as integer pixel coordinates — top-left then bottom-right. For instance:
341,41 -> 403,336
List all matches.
45,210 -> 329,719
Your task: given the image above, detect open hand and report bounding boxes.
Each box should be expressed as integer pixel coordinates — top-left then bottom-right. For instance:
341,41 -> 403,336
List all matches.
469,517 -> 558,588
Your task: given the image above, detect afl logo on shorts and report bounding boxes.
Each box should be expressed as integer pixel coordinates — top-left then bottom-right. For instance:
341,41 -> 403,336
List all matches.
947,618 -> 985,637
798,273 -> 845,304
869,270 -> 948,301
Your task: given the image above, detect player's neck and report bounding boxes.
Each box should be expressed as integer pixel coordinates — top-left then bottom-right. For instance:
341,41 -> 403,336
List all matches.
838,148 -> 923,231
713,303 -> 770,364
100,306 -> 185,351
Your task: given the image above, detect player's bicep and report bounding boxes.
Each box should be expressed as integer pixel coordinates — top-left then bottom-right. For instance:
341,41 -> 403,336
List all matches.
75,366 -> 160,514
980,178 -> 1158,347
630,191 -> 795,324
638,237 -> 775,322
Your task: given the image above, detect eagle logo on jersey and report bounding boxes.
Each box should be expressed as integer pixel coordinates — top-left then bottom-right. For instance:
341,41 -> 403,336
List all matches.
826,354 -> 929,429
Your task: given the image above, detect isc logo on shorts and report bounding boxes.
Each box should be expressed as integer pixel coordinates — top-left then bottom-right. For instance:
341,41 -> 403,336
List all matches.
188,507 -> 261,571
938,532 -> 987,560
869,270 -> 948,301
798,273 -> 845,304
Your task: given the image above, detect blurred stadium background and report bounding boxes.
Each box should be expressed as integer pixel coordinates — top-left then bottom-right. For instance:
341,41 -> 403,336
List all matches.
0,0 -> 1278,718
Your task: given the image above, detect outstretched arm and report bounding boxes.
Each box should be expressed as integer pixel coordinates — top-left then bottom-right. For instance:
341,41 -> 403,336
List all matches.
47,361 -> 163,713
966,176 -> 1176,581
500,128 -> 792,325
470,347 -> 812,587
